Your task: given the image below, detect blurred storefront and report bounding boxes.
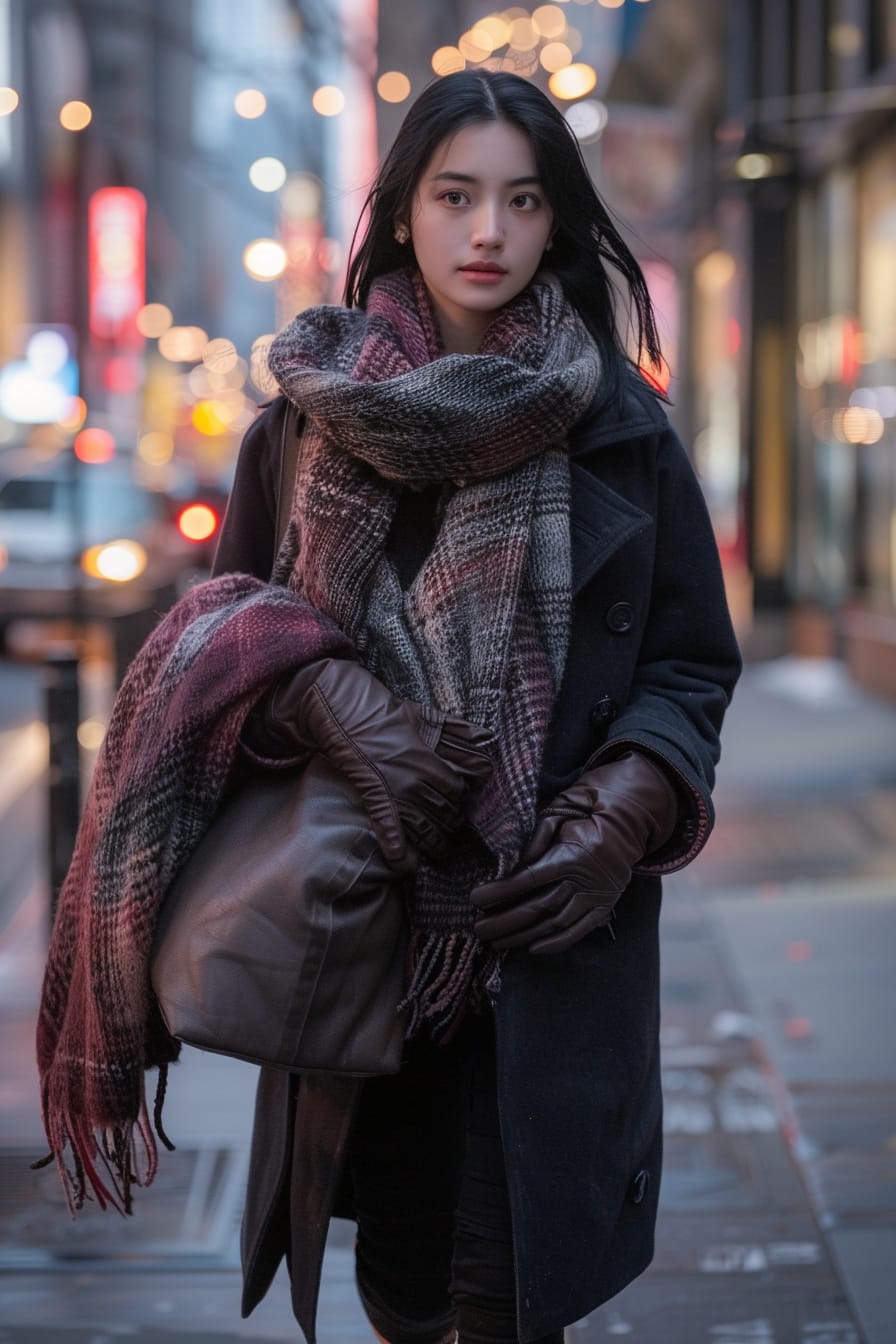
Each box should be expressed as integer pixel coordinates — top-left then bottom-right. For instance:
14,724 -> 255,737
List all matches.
613,0 -> 896,698
0,0 -> 376,489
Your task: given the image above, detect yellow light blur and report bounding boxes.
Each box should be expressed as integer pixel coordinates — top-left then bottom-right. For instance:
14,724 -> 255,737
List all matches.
136,303 -> 173,338
377,71 -> 412,103
532,5 -> 567,38
249,156 -> 287,192
597,0 -> 624,8
77,719 -> 106,750
56,396 -> 88,433
158,325 -> 209,362
59,100 -> 92,131
838,406 -> 885,445
696,250 -> 736,293
234,88 -> 267,119
202,337 -> 238,374
540,42 -> 573,72
736,152 -> 773,180
476,15 -> 511,47
508,17 -> 538,49
312,86 -> 345,116
242,238 -> 287,281
548,63 -> 597,99
0,87 -> 19,116
192,400 -> 231,435
81,540 -> 147,583
459,30 -> 491,62
137,431 -> 174,465
469,24 -> 498,54
503,6 -> 529,18
432,46 -> 465,75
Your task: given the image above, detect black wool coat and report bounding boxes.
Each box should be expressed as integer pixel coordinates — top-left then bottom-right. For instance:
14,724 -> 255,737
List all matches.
212,380 -> 742,1342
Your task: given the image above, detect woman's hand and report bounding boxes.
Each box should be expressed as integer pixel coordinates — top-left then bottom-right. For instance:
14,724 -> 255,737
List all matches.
471,751 -> 678,953
243,658 -> 493,869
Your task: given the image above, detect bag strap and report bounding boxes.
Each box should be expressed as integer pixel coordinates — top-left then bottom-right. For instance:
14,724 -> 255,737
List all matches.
275,398 -> 301,552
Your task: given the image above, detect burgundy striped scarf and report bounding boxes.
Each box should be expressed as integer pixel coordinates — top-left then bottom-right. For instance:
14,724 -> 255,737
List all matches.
36,576 -> 353,1213
268,267 -> 602,1033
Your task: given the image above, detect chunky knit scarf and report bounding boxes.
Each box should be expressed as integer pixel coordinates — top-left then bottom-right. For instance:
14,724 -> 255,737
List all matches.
36,576 -> 353,1212
268,267 -> 602,1032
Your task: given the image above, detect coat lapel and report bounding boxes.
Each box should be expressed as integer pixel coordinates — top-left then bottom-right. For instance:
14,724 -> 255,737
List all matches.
569,462 -> 652,594
566,376 -> 664,594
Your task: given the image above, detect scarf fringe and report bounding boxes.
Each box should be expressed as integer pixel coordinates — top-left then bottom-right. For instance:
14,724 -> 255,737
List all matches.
33,1065 -> 176,1218
399,930 -> 502,1040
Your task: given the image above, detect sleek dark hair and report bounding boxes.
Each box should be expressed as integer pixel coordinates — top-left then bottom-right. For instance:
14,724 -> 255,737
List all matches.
344,70 -> 662,405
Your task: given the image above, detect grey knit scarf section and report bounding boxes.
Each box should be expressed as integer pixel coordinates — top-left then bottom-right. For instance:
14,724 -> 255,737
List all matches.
268,267 -> 602,1032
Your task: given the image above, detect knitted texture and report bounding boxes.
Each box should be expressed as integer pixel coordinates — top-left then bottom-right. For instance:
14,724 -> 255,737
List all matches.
35,575 -> 352,1213
268,267 -> 603,1031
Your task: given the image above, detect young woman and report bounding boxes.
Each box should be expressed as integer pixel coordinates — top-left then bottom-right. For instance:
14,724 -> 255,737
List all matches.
212,70 -> 741,1344
37,68 -> 739,1344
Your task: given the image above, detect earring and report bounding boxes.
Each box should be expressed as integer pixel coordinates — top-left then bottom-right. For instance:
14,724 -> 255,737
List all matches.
395,225 -> 409,244
545,237 -> 554,252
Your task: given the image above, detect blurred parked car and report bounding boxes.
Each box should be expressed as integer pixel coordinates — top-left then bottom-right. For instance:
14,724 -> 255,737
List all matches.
0,453 -> 220,649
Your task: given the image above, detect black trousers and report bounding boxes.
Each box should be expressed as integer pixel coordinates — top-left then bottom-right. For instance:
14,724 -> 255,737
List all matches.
347,1012 -> 564,1344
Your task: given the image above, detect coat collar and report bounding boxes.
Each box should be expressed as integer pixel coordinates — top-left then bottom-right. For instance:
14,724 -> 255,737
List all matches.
568,373 -> 665,593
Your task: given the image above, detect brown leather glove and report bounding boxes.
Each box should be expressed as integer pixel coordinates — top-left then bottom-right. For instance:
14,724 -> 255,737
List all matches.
471,751 -> 679,954
243,658 -> 493,870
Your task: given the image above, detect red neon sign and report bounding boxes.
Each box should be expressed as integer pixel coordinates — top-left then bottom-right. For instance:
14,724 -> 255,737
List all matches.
88,187 -> 146,347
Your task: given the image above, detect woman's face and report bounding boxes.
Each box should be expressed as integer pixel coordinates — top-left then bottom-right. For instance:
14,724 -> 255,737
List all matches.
406,119 -> 554,354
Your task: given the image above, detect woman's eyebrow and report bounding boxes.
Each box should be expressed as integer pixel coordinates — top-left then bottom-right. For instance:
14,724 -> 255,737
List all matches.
431,171 -> 541,187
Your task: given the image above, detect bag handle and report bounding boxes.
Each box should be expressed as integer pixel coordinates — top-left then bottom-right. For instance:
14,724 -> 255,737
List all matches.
275,398 -> 302,552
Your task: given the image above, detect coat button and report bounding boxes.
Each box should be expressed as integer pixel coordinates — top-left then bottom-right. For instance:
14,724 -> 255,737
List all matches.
589,696 -> 617,729
630,1169 -> 650,1205
606,601 -> 635,633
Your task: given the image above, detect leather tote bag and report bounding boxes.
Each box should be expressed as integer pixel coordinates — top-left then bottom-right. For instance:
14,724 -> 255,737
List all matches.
150,754 -> 408,1077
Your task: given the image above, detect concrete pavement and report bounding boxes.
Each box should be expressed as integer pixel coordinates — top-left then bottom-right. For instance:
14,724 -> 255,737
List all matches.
0,655 -> 894,1343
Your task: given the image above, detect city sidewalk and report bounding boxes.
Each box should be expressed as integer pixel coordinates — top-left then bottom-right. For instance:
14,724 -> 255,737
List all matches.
0,656 -> 894,1343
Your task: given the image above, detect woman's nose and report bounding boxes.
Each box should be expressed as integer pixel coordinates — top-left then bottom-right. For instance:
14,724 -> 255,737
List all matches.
471,203 -> 504,248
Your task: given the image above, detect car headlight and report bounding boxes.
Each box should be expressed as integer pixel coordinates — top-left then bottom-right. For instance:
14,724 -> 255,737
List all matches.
81,539 -> 148,583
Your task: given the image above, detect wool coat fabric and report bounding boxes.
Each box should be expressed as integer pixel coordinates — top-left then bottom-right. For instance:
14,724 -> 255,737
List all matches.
212,376 -> 742,1342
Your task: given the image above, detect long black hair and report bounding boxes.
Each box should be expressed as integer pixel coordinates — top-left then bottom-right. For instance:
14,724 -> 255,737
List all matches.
344,70 -> 662,406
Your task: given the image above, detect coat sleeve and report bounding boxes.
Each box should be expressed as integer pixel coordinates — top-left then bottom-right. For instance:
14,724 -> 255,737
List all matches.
211,399 -> 285,581
595,427 -> 742,873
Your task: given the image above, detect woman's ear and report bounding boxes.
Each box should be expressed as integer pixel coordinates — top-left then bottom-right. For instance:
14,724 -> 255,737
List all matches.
394,223 -> 410,244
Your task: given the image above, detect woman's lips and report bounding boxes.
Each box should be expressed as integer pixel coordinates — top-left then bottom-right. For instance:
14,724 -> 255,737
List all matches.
458,266 -> 508,284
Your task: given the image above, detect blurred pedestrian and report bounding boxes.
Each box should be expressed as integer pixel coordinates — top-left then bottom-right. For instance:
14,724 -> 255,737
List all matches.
36,69 -> 740,1344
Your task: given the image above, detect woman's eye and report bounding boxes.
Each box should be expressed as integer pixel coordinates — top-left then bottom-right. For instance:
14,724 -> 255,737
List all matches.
441,190 -> 468,206
511,193 -> 540,210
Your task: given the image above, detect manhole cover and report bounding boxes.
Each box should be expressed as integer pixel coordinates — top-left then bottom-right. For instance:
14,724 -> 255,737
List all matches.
0,1147 -> 246,1270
